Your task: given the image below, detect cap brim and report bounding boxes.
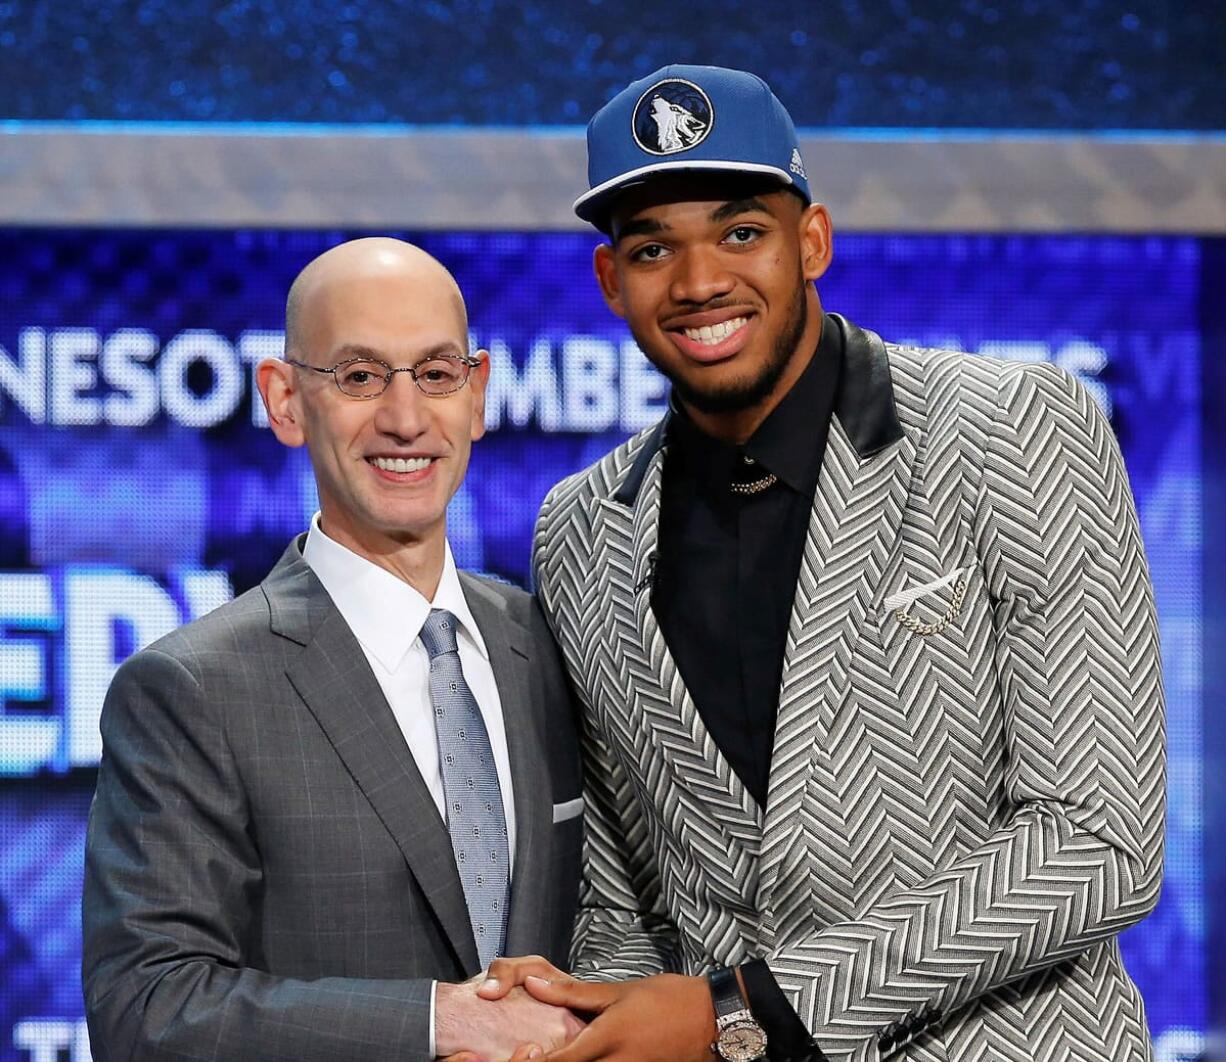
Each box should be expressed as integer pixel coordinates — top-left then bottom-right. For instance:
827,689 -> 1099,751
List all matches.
573,160 -> 798,224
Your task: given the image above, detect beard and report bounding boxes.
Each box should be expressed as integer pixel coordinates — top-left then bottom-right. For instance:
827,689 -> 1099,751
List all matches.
656,282 -> 809,415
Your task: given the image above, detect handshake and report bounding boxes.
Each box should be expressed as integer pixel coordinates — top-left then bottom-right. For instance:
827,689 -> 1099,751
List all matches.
435,957 -> 719,1062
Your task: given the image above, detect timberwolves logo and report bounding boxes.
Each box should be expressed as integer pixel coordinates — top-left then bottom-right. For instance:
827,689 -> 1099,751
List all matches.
632,78 -> 713,155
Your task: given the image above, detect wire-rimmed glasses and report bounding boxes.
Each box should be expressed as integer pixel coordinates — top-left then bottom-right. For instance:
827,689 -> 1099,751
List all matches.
285,353 -> 481,398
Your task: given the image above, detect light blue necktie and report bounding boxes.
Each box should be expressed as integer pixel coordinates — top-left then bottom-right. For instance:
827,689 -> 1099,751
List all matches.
420,608 -> 510,969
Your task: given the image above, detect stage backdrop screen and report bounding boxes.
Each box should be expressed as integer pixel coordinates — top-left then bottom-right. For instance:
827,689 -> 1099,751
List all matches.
0,229 -> 1205,1061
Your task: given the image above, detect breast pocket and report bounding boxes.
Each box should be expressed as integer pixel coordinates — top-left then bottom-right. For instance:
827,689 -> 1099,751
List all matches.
872,560 -> 995,702
881,564 -> 975,639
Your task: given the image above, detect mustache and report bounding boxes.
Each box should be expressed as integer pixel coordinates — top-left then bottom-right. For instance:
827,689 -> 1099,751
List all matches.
660,298 -> 751,325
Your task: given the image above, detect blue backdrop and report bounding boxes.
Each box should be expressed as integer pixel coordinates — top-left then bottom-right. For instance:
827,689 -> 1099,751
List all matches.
0,228 -> 1206,1060
1,1 -> 1218,129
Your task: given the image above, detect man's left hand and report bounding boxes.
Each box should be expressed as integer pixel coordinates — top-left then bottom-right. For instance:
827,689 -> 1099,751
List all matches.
520,971 -> 716,1062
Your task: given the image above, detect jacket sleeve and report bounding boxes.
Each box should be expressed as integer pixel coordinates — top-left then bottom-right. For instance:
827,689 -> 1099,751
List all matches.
763,362 -> 1165,1059
532,485 -> 682,981
82,647 -> 435,1062
567,711 -> 683,979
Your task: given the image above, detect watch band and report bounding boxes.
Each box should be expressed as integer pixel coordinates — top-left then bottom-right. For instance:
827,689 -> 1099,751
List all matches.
708,965 -> 748,1019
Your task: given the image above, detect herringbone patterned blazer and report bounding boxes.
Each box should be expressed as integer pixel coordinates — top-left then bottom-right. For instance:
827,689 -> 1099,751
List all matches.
532,316 -> 1164,1062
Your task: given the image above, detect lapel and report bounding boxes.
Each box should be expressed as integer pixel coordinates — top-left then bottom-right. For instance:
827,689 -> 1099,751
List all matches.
265,541 -> 479,975
457,573 -> 553,961
594,426 -> 764,909
756,317 -> 916,913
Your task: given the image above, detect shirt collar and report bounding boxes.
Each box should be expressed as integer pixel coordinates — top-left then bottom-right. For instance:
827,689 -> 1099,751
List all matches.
667,312 -> 844,496
745,313 -> 843,494
302,513 -> 488,672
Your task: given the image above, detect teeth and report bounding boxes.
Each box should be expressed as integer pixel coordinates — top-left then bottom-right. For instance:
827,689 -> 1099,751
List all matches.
372,456 -> 432,473
683,316 -> 747,345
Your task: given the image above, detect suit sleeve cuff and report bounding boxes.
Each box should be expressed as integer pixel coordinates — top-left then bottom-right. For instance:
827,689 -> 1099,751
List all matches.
740,959 -> 824,1061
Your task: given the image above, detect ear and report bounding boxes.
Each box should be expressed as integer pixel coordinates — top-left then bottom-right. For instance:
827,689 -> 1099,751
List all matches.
256,358 -> 306,447
593,243 -> 627,319
799,203 -> 833,283
468,350 -> 490,442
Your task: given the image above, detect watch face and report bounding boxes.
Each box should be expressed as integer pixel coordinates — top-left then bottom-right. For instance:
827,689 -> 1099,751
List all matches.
717,1020 -> 768,1061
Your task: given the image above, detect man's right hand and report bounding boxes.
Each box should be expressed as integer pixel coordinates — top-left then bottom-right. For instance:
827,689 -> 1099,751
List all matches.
435,975 -> 585,1062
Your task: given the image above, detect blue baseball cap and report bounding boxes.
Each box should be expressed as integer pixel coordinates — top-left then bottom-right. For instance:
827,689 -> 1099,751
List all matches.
574,64 -> 811,227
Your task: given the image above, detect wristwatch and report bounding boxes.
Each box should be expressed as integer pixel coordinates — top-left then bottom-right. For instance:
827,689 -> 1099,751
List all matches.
707,966 -> 768,1061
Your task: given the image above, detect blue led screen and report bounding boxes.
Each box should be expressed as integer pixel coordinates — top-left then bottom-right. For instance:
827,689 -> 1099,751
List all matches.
0,228 -> 1206,1060
1,1 -> 1220,129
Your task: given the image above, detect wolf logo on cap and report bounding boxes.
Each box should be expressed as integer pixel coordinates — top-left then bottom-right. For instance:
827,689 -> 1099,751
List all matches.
649,96 -> 705,152
632,78 -> 713,155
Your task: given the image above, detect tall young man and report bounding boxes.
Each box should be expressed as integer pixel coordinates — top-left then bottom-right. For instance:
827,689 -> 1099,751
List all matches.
487,65 -> 1165,1062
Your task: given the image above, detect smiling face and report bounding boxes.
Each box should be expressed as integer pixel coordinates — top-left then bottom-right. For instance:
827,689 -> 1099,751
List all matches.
594,176 -> 832,441
259,239 -> 487,563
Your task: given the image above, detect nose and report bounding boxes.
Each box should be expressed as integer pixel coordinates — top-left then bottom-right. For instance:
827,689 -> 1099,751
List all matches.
668,245 -> 735,305
370,372 -> 430,441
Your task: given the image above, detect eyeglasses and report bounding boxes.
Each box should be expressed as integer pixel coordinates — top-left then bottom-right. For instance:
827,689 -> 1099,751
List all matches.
285,353 -> 482,398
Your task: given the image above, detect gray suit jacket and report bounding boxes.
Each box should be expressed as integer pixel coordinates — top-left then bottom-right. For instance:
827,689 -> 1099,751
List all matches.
83,539 -> 583,1062
533,317 -> 1164,1061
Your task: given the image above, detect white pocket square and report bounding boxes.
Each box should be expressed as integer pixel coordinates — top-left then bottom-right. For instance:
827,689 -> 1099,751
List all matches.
552,797 -> 584,823
883,566 -> 971,612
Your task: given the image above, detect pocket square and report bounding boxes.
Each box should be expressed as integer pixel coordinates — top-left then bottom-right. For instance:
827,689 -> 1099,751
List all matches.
885,566 -> 971,636
883,566 -> 970,612
552,797 -> 584,823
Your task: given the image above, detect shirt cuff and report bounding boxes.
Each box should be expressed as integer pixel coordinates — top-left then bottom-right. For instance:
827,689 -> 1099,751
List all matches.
739,959 -> 825,1061
429,980 -> 437,1057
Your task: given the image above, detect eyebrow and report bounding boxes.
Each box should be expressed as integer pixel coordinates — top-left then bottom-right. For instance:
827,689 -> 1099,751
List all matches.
614,196 -> 773,243
709,197 -> 771,223
331,339 -> 465,364
613,216 -> 668,243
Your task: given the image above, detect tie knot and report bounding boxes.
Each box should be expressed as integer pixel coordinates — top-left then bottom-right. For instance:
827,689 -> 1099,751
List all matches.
420,608 -> 460,659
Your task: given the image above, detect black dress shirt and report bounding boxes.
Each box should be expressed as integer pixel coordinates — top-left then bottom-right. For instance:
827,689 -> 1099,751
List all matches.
652,314 -> 844,1061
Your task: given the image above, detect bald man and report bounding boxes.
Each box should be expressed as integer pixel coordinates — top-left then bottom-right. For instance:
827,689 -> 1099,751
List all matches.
83,239 -> 584,1062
